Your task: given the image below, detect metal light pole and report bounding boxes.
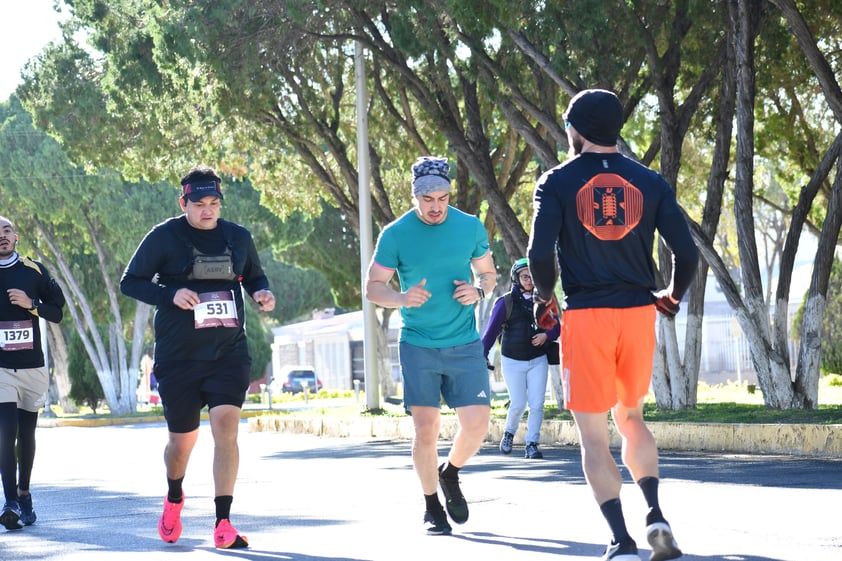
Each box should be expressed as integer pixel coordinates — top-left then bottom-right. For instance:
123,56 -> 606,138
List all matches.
355,40 -> 380,410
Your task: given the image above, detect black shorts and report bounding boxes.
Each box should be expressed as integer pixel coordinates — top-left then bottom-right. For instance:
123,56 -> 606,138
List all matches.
154,358 -> 251,433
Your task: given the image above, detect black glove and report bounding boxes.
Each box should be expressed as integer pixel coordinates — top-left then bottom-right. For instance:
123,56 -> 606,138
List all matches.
653,290 -> 680,318
533,296 -> 560,331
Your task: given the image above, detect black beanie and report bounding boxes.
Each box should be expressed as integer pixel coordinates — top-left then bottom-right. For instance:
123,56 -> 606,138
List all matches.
564,89 -> 624,147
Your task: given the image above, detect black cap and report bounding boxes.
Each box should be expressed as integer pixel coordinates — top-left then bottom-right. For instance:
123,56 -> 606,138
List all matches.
182,180 -> 223,202
564,89 -> 624,147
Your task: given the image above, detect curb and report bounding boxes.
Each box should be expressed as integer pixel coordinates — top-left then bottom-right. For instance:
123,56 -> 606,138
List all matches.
38,411 -> 842,458
247,415 -> 842,459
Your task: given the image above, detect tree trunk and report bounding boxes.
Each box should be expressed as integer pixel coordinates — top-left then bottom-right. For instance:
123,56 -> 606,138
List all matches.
45,321 -> 77,414
640,0 -> 718,409
376,308 -> 397,402
792,158 -> 842,407
129,301 -> 152,399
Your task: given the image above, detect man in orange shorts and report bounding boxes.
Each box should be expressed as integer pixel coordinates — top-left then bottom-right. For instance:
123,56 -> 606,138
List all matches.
528,89 -> 698,561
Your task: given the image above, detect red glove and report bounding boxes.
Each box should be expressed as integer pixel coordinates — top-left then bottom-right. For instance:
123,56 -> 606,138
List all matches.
533,296 -> 560,331
653,290 -> 680,318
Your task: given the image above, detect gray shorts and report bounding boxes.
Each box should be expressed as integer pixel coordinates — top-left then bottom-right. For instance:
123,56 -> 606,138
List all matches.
399,340 -> 491,411
0,366 -> 49,412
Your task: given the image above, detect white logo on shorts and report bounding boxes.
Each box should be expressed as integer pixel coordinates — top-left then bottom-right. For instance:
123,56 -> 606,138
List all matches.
476,390 -> 487,398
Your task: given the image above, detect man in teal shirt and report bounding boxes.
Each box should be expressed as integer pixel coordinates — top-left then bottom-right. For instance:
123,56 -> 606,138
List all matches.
366,156 -> 496,535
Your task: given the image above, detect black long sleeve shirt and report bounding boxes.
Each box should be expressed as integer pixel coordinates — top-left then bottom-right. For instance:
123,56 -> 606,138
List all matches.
528,152 -> 699,309
120,216 -> 269,363
0,256 -> 65,369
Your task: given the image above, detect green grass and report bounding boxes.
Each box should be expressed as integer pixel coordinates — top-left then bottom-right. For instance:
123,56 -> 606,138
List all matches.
532,378 -> 842,424
261,377 -> 842,424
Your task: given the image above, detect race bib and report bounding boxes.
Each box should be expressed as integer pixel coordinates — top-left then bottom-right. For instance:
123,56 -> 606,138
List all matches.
194,291 -> 239,329
0,320 -> 34,351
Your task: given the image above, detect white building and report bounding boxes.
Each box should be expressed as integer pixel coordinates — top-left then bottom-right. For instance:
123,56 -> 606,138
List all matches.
270,308 -> 401,391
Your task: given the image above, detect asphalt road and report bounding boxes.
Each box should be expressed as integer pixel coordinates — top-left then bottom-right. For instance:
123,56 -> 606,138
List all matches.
1,420 -> 840,560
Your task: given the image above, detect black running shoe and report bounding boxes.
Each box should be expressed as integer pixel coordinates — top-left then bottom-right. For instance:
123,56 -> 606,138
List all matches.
602,538 -> 639,560
423,509 -> 452,535
524,442 -> 544,459
0,501 -> 22,530
18,494 -> 36,526
438,464 -> 468,524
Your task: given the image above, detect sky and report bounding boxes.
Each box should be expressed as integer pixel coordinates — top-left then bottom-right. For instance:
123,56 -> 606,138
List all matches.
0,0 -> 66,100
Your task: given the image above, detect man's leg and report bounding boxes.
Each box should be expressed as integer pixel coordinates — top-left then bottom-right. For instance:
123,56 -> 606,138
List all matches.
613,400 -> 682,561
15,409 -> 38,525
209,404 -> 241,497
158,428 -> 198,543
435,404 -> 490,525
208,404 -> 249,548
611,399 -> 658,481
572,409 -> 638,557
410,406 -> 452,534
164,429 -> 199,481
571,410 -> 622,504
409,406 -> 441,494
449,404 -> 491,467
0,402 -> 22,530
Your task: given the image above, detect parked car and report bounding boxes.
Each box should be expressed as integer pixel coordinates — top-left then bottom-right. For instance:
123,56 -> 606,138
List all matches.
272,367 -> 322,394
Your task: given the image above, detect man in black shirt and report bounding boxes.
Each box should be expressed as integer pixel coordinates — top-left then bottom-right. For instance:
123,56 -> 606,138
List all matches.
529,90 -> 697,561
121,166 -> 275,549
0,217 -> 65,530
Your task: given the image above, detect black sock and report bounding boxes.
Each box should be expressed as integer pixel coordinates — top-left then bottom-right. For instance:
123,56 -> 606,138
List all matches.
215,495 -> 233,525
599,498 -> 632,544
166,477 -> 184,503
424,493 -> 443,513
439,461 -> 460,479
637,476 -> 664,522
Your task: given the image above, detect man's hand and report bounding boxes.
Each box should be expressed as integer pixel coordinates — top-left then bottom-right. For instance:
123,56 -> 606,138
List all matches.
173,287 -> 200,310
452,279 -> 482,306
404,279 -> 431,308
653,289 -> 680,318
533,296 -> 559,331
253,289 -> 276,312
7,288 -> 34,310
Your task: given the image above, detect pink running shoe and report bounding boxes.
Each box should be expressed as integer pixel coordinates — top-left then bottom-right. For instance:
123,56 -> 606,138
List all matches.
158,495 -> 185,543
214,519 -> 249,549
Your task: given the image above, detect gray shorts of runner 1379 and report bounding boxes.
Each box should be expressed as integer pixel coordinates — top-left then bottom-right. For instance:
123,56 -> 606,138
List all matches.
399,339 -> 491,413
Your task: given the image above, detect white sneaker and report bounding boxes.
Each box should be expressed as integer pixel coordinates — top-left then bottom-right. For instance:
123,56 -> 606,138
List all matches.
646,521 -> 682,561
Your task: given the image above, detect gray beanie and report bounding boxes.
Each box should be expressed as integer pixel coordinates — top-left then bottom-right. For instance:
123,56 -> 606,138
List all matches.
564,89 -> 624,147
411,156 -> 451,196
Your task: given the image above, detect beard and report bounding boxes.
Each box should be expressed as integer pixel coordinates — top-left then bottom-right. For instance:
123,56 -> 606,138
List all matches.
568,134 -> 584,157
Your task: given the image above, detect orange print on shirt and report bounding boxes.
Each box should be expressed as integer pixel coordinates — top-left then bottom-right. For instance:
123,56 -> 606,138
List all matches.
576,173 -> 643,240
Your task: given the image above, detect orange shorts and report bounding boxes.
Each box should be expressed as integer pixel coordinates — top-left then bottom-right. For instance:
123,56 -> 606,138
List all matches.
561,305 -> 656,413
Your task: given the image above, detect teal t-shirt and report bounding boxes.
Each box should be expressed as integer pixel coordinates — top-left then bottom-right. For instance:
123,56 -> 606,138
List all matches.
372,206 -> 490,348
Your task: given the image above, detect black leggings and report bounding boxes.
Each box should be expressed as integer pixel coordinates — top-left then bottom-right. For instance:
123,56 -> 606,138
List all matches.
0,402 -> 38,503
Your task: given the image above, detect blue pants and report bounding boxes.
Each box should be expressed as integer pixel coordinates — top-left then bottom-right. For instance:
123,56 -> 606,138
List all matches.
501,355 -> 548,443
